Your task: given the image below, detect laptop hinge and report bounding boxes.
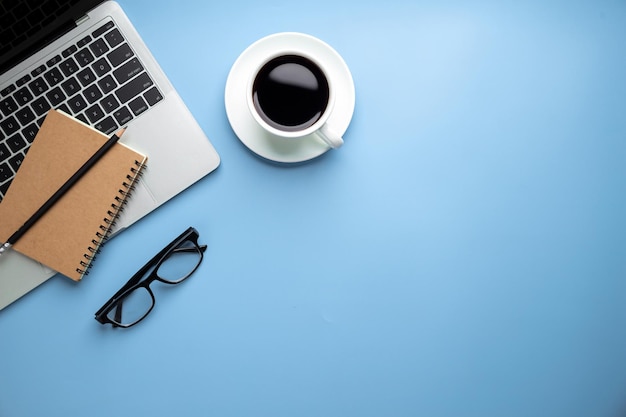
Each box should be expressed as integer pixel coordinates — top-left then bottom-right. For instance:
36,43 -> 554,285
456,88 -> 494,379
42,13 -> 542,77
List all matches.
75,14 -> 90,26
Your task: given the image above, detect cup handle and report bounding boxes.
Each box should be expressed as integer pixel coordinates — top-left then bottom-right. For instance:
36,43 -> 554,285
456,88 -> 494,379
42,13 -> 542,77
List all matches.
316,124 -> 344,149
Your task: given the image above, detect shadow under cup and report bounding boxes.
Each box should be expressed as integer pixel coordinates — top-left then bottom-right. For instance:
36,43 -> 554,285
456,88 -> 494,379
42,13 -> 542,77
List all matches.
251,54 -> 330,134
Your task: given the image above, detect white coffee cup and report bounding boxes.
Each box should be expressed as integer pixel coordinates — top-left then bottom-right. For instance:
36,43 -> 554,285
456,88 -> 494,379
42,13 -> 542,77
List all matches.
246,52 -> 343,149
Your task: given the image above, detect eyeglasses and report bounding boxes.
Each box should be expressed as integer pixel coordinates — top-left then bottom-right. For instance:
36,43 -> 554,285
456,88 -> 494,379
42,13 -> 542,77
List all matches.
95,227 -> 206,328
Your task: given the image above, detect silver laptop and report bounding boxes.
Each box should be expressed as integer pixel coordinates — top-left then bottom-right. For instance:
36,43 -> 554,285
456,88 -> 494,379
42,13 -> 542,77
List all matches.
0,0 -> 220,309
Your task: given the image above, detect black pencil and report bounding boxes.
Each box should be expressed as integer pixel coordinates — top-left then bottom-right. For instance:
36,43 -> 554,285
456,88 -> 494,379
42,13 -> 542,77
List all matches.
0,128 -> 126,256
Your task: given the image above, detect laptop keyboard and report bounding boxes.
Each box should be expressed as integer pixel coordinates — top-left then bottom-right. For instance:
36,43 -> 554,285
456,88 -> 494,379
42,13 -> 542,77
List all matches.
0,19 -> 163,201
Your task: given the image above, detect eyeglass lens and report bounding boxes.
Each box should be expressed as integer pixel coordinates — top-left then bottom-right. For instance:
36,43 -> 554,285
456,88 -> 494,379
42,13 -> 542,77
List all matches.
157,240 -> 203,283
107,286 -> 154,326
106,239 -> 203,327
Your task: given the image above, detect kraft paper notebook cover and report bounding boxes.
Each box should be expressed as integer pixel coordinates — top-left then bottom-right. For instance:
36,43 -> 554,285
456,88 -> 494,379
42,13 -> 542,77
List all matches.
0,110 -> 146,281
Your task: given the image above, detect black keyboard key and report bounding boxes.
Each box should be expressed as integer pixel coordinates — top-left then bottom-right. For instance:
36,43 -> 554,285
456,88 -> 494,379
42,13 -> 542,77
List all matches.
6,133 -> 26,153
0,182 -> 11,199
115,72 -> 153,104
22,123 -> 39,143
84,84 -> 102,104
144,87 -> 163,106
1,85 -> 16,97
28,77 -> 48,96
60,57 -> 79,77
93,21 -> 115,38
85,103 -> 105,123
113,58 -> 143,84
55,104 -> 70,117
75,113 -> 89,125
61,45 -> 77,58
31,64 -> 46,77
92,57 -> 112,77
128,96 -> 148,116
77,35 -> 92,47
16,107 -> 35,125
61,77 -> 81,96
113,106 -> 133,125
89,38 -> 110,57
98,74 -> 117,94
31,96 -> 51,116
46,54 -> 62,67
46,87 -> 66,106
77,67 -> 96,86
44,67 -> 63,87
75,47 -> 94,66
0,184 -> 10,200
0,96 -> 18,116
0,143 -> 10,162
94,116 -> 117,135
8,152 -> 24,172
0,163 -> 12,184
107,43 -> 133,67
104,28 -> 124,48
14,87 -> 34,105
0,116 -> 19,136
16,74 -> 31,87
68,94 -> 87,114
100,94 -> 120,113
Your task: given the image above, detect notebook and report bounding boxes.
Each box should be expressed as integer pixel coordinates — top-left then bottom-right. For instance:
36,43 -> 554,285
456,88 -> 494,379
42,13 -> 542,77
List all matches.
0,1 -> 220,308
0,110 -> 146,280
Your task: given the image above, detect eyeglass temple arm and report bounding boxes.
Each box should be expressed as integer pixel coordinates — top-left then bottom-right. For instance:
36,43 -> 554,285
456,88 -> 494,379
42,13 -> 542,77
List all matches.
113,297 -> 123,327
173,244 -> 207,254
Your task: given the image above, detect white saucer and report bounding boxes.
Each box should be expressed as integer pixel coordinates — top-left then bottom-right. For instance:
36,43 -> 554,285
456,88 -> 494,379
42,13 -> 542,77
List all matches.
225,32 -> 355,164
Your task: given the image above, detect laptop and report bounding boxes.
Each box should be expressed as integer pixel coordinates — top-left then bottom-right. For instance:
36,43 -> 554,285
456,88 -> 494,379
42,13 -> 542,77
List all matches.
0,0 -> 220,310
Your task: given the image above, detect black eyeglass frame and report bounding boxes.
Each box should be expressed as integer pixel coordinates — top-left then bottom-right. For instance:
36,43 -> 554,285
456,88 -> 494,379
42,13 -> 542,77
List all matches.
94,226 -> 207,328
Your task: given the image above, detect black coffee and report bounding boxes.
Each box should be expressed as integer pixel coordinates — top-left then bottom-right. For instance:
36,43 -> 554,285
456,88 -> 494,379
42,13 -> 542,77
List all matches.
252,55 -> 330,132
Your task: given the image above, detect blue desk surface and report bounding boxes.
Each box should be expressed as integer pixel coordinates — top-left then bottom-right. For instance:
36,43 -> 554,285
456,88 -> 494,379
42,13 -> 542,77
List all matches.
2,1 -> 626,416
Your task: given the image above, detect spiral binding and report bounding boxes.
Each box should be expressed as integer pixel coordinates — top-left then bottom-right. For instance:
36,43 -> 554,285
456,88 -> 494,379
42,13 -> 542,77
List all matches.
76,159 -> 146,276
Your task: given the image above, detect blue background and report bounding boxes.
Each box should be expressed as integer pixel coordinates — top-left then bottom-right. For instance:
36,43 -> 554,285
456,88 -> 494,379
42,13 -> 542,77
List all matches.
2,1 -> 626,416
